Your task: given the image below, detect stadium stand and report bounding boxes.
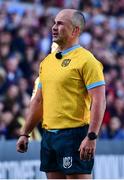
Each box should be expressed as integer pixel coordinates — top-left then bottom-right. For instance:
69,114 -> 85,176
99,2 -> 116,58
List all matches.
0,0 -> 124,140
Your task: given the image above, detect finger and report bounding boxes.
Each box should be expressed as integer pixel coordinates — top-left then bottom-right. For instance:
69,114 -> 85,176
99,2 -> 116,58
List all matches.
80,148 -> 85,160
79,146 -> 82,159
20,143 -> 27,151
87,153 -> 93,161
16,145 -> 25,153
16,146 -> 25,153
82,147 -> 93,160
78,144 -> 82,159
83,147 -> 89,160
87,149 -> 92,160
16,143 -> 28,153
86,149 -> 94,161
17,149 -> 25,153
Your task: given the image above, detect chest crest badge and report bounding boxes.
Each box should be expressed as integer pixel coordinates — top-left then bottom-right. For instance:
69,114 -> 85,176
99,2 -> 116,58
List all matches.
61,59 -> 71,67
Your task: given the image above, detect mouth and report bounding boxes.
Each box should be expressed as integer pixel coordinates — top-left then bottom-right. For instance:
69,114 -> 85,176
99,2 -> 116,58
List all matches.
52,32 -> 58,37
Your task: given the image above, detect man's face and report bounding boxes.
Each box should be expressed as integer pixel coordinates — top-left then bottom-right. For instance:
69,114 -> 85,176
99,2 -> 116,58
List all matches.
52,12 -> 74,45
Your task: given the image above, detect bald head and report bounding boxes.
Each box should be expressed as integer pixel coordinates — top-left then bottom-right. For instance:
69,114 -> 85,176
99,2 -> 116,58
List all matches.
57,9 -> 75,16
57,9 -> 85,34
56,9 -> 75,23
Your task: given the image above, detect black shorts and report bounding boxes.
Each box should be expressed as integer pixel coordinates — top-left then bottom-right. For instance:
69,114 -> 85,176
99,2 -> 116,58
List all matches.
40,125 -> 94,175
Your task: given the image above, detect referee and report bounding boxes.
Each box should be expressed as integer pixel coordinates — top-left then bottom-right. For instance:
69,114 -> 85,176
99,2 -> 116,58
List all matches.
17,9 -> 106,179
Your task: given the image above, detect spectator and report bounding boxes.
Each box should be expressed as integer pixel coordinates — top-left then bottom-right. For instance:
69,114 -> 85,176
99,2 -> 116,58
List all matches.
100,116 -> 124,139
0,67 -> 6,86
3,55 -> 22,90
0,0 -> 124,139
1,111 -> 21,140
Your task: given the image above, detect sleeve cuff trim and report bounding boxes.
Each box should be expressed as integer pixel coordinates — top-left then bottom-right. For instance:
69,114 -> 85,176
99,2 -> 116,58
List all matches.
86,81 -> 105,90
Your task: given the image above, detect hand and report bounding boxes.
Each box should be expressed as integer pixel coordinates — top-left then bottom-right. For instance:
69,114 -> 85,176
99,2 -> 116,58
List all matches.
78,136 -> 96,160
16,136 -> 29,153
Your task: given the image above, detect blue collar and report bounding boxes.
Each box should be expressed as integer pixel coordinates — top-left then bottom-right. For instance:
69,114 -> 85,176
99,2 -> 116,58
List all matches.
61,44 -> 81,55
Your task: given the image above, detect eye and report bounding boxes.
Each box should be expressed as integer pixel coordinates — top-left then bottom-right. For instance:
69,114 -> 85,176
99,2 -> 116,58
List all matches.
57,21 -> 64,25
53,21 -> 64,26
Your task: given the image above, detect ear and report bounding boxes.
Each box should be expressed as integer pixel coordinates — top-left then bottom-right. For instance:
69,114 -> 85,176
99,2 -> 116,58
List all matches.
72,26 -> 80,36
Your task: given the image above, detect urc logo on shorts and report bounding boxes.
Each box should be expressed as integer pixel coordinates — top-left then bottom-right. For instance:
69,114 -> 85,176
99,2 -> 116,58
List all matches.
63,157 -> 72,168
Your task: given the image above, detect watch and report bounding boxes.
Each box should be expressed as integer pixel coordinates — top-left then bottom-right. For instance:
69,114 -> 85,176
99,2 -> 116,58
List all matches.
87,132 -> 97,140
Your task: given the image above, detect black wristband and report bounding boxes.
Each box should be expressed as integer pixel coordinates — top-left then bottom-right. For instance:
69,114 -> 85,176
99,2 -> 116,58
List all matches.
19,134 -> 30,138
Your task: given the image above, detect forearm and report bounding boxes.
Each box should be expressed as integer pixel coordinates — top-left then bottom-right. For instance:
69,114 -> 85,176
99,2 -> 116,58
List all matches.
88,96 -> 106,134
21,94 -> 43,135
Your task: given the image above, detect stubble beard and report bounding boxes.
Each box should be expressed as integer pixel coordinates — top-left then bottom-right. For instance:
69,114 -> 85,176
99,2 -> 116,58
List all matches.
53,36 -> 66,47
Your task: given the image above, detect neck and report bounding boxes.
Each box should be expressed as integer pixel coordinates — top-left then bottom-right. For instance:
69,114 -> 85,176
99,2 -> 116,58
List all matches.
58,39 -> 79,51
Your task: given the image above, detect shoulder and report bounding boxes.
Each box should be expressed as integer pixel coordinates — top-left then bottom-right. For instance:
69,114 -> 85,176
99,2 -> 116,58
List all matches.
78,47 -> 103,69
77,47 -> 94,58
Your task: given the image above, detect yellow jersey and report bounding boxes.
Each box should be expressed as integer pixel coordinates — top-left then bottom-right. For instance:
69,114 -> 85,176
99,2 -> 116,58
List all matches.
39,45 -> 105,129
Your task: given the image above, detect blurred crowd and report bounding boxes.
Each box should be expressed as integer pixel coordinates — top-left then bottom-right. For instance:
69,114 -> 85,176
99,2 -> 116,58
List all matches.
0,0 -> 124,140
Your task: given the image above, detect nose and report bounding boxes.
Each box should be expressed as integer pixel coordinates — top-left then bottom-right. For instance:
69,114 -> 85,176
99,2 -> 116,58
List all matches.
52,23 -> 58,32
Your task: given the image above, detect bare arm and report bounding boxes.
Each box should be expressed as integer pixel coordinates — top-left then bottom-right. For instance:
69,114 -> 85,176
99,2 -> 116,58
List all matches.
88,85 -> 106,134
21,88 -> 43,135
79,85 -> 106,160
16,88 -> 43,153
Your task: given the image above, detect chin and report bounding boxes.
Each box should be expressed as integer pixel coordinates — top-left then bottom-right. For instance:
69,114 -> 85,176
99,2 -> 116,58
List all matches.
53,39 -> 57,43
53,38 -> 58,42
53,36 -> 60,42
53,39 -> 62,45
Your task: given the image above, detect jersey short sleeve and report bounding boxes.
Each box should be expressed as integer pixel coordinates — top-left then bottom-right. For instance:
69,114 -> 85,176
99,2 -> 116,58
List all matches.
82,55 -> 105,90
31,77 -> 40,100
38,62 -> 42,89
